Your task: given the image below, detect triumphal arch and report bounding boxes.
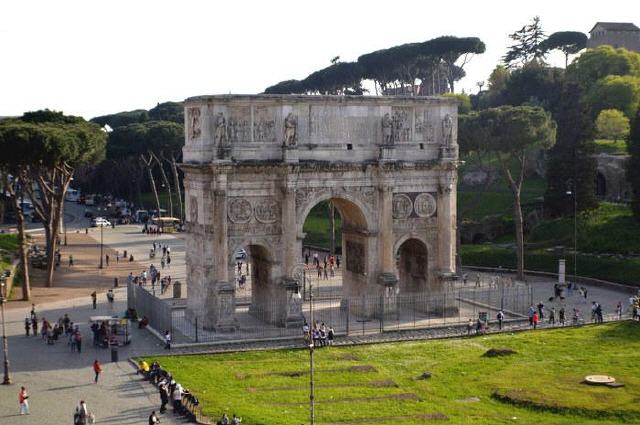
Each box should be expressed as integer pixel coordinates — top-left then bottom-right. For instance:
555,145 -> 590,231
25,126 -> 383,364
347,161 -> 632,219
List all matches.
181,95 -> 459,331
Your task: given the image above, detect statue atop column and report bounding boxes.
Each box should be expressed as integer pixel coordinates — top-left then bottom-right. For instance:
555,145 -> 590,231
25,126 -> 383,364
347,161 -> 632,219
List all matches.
283,113 -> 298,146
441,114 -> 453,146
214,112 -> 227,144
382,113 -> 393,145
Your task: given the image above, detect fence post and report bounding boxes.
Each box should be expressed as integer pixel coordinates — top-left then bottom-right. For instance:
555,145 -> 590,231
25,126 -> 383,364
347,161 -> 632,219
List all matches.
346,300 -> 350,336
195,316 -> 199,343
380,295 -> 384,333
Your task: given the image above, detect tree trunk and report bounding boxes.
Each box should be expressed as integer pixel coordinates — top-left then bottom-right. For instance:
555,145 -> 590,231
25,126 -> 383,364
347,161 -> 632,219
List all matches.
151,152 -> 173,218
328,201 -> 335,255
44,203 -> 60,288
512,190 -> 525,281
170,154 -> 184,222
141,154 -> 161,217
5,180 -> 31,300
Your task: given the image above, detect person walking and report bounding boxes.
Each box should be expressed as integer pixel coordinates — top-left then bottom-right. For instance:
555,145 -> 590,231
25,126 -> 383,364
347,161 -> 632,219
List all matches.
159,382 -> 169,413
164,330 -> 171,349
532,311 -> 539,329
75,330 -> 83,353
93,360 -> 102,383
18,386 -> 29,415
91,291 -> 97,309
69,254 -> 74,268
105,254 -> 110,266
559,307 -> 566,326
149,410 -> 160,424
528,305 -> 535,327
25,318 -> 31,336
75,400 -> 89,425
496,310 -> 504,330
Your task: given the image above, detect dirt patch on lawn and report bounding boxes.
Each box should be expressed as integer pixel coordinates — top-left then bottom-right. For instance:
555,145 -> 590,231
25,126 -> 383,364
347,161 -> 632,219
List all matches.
482,348 -> 517,358
335,353 -> 360,361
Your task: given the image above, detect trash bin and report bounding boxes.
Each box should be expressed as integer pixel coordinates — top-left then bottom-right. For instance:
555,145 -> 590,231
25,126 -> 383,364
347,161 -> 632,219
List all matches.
111,348 -> 118,362
173,281 -> 182,299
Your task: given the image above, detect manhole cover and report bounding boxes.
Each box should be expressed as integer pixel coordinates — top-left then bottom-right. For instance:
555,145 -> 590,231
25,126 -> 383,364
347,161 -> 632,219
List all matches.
584,375 -> 616,385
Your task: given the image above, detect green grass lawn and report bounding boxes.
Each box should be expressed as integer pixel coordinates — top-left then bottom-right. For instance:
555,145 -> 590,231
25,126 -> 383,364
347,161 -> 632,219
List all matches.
528,203 -> 640,255
461,244 -> 640,286
0,234 -> 18,271
458,177 -> 546,220
147,322 -> 640,425
594,139 -> 628,155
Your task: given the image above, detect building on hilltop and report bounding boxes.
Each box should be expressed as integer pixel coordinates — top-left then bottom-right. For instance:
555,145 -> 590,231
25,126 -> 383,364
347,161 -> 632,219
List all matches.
587,22 -> 640,52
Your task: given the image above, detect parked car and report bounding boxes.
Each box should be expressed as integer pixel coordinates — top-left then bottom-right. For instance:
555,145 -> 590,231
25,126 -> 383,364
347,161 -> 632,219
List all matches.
235,249 -> 247,260
91,217 -> 111,227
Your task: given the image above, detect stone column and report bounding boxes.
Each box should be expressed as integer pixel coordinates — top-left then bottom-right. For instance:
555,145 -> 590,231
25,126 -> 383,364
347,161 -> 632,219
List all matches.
379,186 -> 395,273
281,185 -> 298,277
204,174 -> 238,331
437,173 -> 457,275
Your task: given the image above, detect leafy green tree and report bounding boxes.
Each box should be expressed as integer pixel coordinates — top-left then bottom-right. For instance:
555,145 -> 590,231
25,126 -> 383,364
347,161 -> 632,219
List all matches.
544,84 -> 598,217
442,93 -> 472,113
302,61 -> 365,95
587,75 -> 640,121
148,101 -> 184,123
488,65 -> 510,92
428,36 -> 486,92
628,110 -> 640,219
0,111 -> 107,287
596,109 -> 631,141
503,16 -> 547,68
540,31 -> 588,67
501,62 -> 564,108
567,46 -> 640,89
459,106 -> 556,279
91,109 -> 148,128
264,79 -> 306,94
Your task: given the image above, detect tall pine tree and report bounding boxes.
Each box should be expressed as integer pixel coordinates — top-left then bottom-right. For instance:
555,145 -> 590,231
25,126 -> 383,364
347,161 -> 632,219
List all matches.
628,109 -> 640,220
544,83 -> 598,217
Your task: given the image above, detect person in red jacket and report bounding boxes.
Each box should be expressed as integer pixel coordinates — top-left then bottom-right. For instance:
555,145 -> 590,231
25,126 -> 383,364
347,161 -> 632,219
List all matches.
532,311 -> 540,329
93,359 -> 103,383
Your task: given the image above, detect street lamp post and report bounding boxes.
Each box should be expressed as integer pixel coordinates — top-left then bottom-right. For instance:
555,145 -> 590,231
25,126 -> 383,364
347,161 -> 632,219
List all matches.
99,220 -> 104,269
566,186 -> 578,285
1,279 -> 12,385
309,282 -> 315,425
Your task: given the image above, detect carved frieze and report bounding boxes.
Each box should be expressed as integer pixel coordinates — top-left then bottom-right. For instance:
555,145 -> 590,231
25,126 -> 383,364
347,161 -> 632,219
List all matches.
227,198 -> 252,223
189,196 -> 198,223
413,193 -> 437,218
346,241 -> 365,274
391,108 -> 412,142
392,194 -> 413,219
188,107 -> 201,140
254,198 -> 280,224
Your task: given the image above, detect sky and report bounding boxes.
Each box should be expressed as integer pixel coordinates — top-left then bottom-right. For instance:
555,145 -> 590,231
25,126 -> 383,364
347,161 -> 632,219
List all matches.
1,0 -> 638,120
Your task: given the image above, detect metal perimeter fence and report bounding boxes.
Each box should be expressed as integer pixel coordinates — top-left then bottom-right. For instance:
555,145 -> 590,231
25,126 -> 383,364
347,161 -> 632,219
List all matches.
129,281 -> 534,344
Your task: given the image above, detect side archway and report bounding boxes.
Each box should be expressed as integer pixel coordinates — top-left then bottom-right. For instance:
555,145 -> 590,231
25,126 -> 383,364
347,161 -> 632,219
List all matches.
395,238 -> 429,294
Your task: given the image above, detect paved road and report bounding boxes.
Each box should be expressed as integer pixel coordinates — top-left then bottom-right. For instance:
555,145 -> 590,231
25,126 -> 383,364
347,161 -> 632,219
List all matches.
0,292 -> 187,425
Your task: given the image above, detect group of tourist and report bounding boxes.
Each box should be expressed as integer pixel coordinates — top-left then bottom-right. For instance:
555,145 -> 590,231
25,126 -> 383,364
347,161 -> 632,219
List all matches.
136,360 -> 232,424
24,306 -> 84,351
302,321 -> 335,347
127,260 -> 173,295
305,252 -> 340,281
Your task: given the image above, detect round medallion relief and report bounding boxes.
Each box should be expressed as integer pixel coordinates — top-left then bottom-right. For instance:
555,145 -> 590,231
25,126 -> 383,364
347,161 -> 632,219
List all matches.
228,198 -> 252,223
392,194 -> 413,219
254,198 -> 279,224
414,193 -> 437,217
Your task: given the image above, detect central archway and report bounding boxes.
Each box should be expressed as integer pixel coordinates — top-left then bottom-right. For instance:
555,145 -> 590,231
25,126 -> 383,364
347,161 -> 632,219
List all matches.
299,196 -> 371,300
